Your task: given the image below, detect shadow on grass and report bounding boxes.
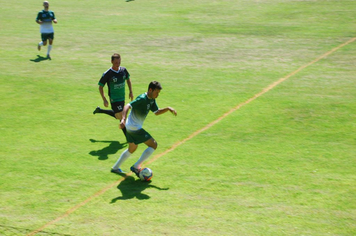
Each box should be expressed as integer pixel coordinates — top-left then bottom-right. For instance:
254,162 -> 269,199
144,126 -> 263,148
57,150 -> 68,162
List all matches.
30,55 -> 50,62
111,176 -> 169,202
89,139 -> 127,160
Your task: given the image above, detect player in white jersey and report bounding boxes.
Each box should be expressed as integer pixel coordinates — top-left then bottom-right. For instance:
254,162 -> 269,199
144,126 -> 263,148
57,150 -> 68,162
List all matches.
36,1 -> 57,59
111,81 -> 177,176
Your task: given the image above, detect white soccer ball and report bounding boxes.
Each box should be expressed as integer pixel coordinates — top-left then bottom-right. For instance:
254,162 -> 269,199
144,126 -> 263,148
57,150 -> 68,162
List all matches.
139,168 -> 153,181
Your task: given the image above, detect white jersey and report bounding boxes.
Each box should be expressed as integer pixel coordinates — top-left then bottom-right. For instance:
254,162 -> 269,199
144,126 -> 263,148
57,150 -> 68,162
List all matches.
40,21 -> 54,33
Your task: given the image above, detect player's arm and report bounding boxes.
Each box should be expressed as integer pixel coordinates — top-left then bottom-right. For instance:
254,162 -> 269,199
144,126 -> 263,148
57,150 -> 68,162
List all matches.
119,104 -> 131,129
126,79 -> 133,101
36,17 -> 42,24
154,107 -> 177,116
36,12 -> 42,24
98,85 -> 109,107
52,12 -> 57,23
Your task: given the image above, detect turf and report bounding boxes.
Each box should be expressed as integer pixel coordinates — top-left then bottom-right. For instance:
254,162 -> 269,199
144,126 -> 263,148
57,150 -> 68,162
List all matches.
0,0 -> 355,235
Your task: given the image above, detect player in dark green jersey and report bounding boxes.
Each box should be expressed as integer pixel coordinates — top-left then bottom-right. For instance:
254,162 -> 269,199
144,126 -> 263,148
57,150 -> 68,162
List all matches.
111,81 -> 177,175
36,1 -> 57,59
93,53 -> 134,137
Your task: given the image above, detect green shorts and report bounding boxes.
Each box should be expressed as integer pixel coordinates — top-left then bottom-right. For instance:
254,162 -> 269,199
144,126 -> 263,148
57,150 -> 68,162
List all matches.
41,33 -> 54,41
126,128 -> 152,145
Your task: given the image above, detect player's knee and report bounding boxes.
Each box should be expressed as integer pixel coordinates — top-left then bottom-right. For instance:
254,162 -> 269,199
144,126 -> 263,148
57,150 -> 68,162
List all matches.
115,113 -> 122,120
128,144 -> 137,153
152,140 -> 158,150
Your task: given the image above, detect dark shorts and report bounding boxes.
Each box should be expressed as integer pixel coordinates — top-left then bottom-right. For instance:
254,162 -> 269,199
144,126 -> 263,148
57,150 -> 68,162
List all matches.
111,101 -> 125,114
41,33 -> 54,41
126,128 -> 152,145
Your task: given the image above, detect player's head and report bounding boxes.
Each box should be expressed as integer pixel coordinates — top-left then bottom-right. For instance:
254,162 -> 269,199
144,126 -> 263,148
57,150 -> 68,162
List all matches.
111,53 -> 121,62
111,53 -> 121,68
148,81 -> 162,91
148,81 -> 162,99
43,1 -> 49,9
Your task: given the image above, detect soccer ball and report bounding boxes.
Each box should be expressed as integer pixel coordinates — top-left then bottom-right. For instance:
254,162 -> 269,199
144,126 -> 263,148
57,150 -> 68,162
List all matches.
139,168 -> 153,181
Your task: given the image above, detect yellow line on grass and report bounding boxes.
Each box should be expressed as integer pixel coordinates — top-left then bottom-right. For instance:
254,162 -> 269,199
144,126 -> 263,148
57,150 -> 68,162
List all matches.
146,37 -> 356,165
27,37 -> 355,236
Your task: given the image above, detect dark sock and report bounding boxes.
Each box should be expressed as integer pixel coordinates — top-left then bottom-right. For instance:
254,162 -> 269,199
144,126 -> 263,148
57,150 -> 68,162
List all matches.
98,109 -> 116,118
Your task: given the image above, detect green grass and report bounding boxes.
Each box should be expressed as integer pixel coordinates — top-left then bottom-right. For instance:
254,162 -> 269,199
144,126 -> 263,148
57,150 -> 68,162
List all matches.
1,0 -> 355,235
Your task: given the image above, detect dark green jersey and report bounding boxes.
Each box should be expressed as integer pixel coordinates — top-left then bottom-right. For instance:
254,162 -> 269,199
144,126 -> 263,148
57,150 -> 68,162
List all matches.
98,67 -> 130,103
126,93 -> 159,131
36,10 -> 56,33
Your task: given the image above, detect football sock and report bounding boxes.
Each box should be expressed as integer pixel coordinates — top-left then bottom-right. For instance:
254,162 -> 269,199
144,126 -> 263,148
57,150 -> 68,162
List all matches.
38,41 -> 44,46
97,108 -> 116,118
47,45 -> 52,55
134,147 -> 155,169
112,149 -> 131,170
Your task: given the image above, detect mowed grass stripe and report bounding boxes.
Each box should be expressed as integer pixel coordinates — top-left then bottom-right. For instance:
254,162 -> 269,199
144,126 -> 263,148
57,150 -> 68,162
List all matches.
27,37 -> 356,236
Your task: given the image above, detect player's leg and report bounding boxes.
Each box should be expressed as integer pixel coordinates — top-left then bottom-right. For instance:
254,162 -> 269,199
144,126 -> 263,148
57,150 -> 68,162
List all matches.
111,102 -> 127,137
124,129 -> 153,176
43,34 -> 48,46
111,142 -> 137,173
47,34 -> 54,58
38,34 -> 46,51
114,111 -> 127,137
144,138 -> 158,150
93,102 -> 122,119
133,138 -> 157,170
128,142 -> 138,153
93,107 -> 115,117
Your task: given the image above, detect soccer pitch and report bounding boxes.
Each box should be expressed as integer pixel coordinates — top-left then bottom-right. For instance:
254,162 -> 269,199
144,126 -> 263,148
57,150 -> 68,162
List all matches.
0,0 -> 355,235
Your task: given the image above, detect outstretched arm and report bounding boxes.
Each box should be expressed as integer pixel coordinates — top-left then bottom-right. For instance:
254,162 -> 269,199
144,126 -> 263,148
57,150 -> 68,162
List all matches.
155,107 -> 177,116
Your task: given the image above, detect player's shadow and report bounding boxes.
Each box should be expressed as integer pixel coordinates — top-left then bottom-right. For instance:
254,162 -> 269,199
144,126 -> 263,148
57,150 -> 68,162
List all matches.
110,176 -> 169,202
30,55 -> 50,62
89,139 -> 127,160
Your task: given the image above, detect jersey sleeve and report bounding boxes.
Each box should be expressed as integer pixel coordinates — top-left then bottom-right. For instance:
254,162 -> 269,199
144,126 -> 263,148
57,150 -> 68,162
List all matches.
52,11 -> 56,20
151,100 -> 159,113
98,73 -> 108,87
36,11 -> 42,21
123,68 -> 130,80
130,96 -> 144,108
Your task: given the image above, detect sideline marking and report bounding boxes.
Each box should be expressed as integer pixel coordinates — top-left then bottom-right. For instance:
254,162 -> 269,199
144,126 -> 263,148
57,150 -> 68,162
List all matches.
146,37 -> 356,164
28,37 -> 355,236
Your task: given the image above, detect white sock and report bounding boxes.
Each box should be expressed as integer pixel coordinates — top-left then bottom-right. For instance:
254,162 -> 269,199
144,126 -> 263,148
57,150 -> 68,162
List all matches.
134,147 -> 155,168
112,149 -> 131,170
38,41 -> 44,46
47,45 -> 52,55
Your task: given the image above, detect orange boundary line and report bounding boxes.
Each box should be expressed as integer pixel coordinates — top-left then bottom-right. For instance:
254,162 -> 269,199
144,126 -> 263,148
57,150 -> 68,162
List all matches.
27,37 -> 355,236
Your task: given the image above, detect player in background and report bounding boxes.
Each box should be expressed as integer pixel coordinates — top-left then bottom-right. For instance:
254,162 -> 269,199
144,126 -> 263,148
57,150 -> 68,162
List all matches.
93,53 -> 134,138
111,81 -> 177,175
36,1 -> 57,59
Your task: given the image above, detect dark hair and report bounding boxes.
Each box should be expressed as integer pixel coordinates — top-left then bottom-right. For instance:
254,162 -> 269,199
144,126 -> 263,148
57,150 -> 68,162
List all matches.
148,81 -> 162,91
111,53 -> 121,61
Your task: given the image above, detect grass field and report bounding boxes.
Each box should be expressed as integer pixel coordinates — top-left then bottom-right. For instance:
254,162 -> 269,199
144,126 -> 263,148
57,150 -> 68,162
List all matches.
1,0 -> 355,235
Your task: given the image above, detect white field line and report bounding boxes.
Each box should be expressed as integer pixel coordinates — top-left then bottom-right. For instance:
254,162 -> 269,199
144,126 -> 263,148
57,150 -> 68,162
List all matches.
27,37 -> 356,236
